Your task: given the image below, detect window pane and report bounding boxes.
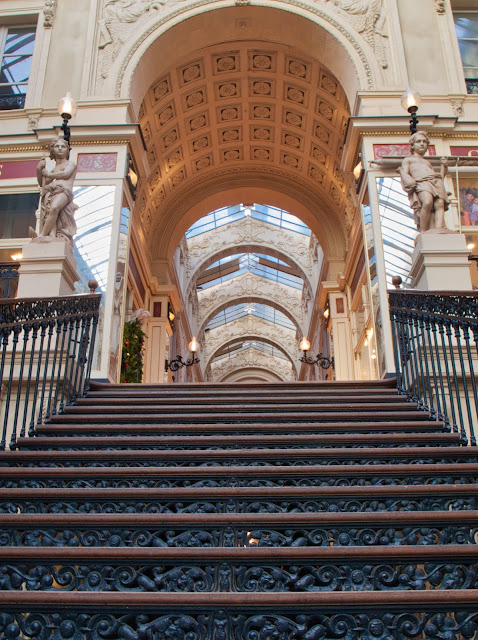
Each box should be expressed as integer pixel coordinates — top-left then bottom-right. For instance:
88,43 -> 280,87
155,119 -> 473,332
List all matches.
0,55 -> 33,85
4,29 -> 36,56
0,193 -> 38,238
455,15 -> 478,40
458,39 -> 478,70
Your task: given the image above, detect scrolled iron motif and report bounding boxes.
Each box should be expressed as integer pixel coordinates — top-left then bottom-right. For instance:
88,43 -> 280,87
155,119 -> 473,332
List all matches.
1,522 -> 477,549
0,610 -> 477,639
1,471 -> 476,489
2,493 -> 477,514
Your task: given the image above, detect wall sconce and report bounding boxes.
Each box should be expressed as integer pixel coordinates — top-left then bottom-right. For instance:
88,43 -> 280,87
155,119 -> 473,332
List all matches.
165,337 -> 200,379
401,87 -> 422,134
57,92 -> 77,147
168,302 -> 175,323
299,337 -> 334,370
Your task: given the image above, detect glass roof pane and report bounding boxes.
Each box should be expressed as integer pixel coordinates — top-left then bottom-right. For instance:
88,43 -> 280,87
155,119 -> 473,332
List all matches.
186,203 -> 311,238
377,177 -> 418,287
205,302 -> 295,331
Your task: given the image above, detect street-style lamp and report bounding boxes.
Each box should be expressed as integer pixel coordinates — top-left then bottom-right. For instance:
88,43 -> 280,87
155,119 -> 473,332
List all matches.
299,336 -> 334,370
165,336 -> 200,380
57,92 -> 78,147
401,87 -> 422,135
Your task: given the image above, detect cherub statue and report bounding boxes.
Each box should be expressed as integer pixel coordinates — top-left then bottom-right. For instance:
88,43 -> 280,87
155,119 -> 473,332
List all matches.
399,131 -> 450,233
33,138 -> 78,245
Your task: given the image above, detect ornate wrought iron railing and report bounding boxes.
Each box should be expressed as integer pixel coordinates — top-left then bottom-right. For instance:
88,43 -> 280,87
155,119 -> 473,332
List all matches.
0,262 -> 19,298
389,289 -> 478,445
0,291 -> 101,450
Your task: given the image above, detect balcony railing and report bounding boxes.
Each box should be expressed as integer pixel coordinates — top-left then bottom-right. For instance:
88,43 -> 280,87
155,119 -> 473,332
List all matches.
0,291 -> 101,450
389,289 -> 478,446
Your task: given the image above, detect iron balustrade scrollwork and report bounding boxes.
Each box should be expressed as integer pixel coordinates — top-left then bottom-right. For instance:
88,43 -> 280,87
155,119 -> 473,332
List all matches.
0,609 -> 477,639
0,293 -> 101,450
0,263 -> 19,299
0,557 -> 477,592
388,290 -> 478,446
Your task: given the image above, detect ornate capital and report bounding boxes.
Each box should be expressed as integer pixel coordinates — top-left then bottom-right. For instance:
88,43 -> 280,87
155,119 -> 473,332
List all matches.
43,0 -> 57,28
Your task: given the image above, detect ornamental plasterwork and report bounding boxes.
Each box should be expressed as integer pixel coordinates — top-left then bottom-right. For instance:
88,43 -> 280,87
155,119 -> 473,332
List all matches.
201,315 -> 298,371
323,0 -> 389,69
207,347 -> 295,382
195,272 -> 305,334
98,0 -> 380,88
43,0 -> 57,27
434,0 -> 446,13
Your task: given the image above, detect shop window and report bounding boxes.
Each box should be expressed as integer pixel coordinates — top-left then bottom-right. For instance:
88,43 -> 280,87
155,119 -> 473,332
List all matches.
0,26 -> 36,110
0,193 -> 37,237
454,12 -> 478,94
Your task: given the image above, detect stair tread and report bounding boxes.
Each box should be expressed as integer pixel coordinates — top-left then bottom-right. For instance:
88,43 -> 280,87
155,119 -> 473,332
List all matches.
1,544 -> 475,559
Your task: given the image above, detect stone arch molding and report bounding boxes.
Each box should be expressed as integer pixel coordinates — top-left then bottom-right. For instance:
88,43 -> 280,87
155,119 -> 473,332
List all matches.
201,315 -> 299,374
207,348 -> 295,382
195,272 -> 305,337
186,217 -> 316,301
96,1 -> 390,101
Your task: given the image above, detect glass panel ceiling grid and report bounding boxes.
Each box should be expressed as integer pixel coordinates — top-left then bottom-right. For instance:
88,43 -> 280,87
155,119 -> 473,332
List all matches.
199,253 -> 303,290
186,203 -> 311,238
213,340 -> 288,362
73,186 -> 115,292
377,177 -> 418,287
205,303 -> 296,331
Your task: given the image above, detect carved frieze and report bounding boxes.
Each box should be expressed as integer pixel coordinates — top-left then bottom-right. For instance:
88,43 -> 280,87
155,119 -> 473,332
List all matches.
207,347 -> 295,382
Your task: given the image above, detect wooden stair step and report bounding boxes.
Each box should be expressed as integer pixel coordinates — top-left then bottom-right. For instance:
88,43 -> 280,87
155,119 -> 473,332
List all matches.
34,420 -> 447,436
64,402 -> 420,414
18,432 -> 461,450
49,410 -> 433,424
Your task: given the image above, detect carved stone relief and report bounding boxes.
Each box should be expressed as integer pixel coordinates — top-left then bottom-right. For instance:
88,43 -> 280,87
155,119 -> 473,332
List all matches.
43,0 -> 57,27
323,0 -> 389,69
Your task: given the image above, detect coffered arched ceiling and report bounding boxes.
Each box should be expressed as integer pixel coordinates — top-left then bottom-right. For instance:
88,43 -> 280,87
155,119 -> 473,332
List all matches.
136,40 -> 352,260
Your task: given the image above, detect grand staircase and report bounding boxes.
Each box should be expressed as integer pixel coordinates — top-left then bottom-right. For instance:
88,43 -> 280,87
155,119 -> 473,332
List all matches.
0,378 -> 477,639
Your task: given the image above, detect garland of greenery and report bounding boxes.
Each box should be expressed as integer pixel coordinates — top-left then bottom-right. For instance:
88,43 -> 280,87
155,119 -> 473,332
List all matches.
120,319 -> 145,383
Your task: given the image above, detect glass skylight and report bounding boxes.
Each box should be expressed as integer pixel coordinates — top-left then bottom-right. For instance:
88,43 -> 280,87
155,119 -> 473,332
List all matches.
205,303 -> 296,331
377,177 -> 418,287
213,340 -> 289,362
199,253 -> 303,290
186,203 -> 311,238
73,186 -> 115,293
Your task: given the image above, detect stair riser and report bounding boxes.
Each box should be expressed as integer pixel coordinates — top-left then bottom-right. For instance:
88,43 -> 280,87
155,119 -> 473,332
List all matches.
0,604 -> 477,640
2,452 -> 477,467
1,558 -> 476,593
2,494 -> 477,514
1,518 -> 475,547
2,472 -> 477,488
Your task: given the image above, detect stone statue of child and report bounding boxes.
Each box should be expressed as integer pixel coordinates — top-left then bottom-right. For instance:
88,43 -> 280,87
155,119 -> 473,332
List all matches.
399,131 -> 450,233
33,138 -> 78,245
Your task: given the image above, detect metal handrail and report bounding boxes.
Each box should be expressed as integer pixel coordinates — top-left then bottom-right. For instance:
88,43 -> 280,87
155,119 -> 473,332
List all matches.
389,289 -> 478,445
0,292 -> 101,450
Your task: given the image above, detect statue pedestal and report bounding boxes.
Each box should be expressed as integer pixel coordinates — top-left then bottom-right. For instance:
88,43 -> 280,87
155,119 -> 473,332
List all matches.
17,239 -> 79,298
410,233 -> 472,291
